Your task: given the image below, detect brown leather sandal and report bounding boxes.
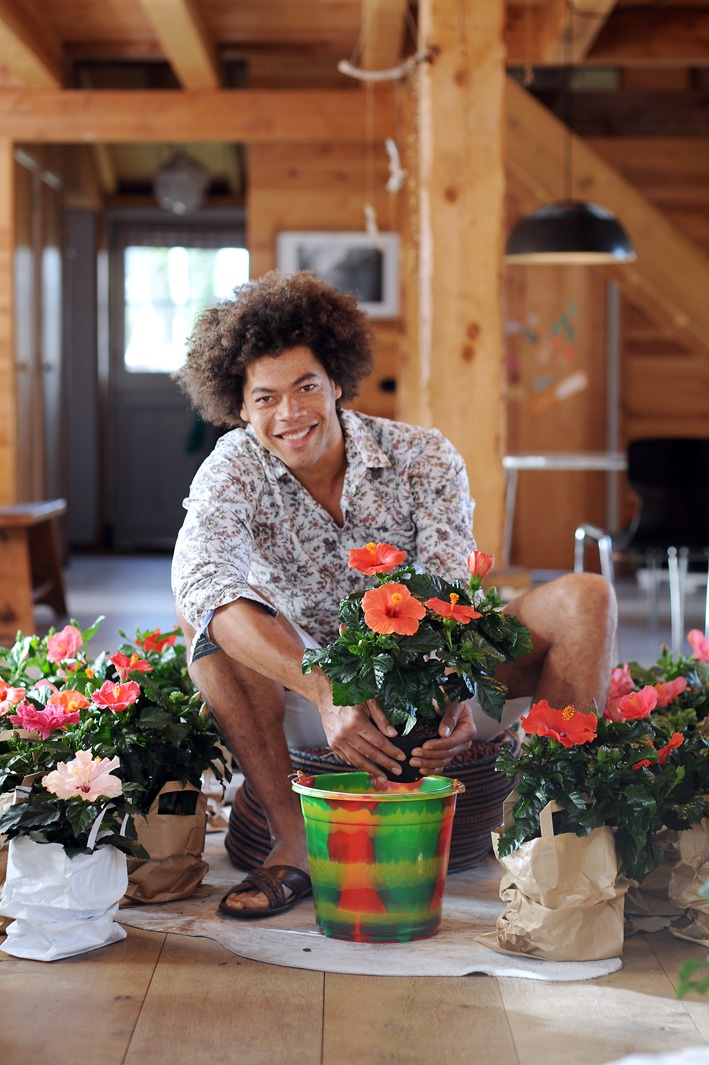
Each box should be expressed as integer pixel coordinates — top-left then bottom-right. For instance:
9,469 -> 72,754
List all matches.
218,865 -> 312,920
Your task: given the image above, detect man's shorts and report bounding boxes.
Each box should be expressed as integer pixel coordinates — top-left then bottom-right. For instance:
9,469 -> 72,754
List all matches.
189,608 -> 328,749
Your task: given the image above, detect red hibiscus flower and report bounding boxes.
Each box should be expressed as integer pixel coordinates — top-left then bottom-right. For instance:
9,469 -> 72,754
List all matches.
688,629 -> 709,664
141,630 -> 178,653
520,699 -> 598,748
90,680 -> 141,712
424,593 -> 481,624
633,731 -> 684,770
654,676 -> 689,709
362,583 -> 426,636
466,551 -> 495,581
604,685 -> 658,723
46,624 -> 83,664
109,651 -> 153,680
348,542 -> 407,575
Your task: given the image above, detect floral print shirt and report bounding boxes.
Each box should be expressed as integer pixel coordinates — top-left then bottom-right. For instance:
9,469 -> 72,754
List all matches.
172,409 -> 476,645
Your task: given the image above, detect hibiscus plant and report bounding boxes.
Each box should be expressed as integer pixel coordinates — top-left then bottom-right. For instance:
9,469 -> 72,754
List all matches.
495,629 -> 709,884
302,542 -> 533,735
0,618 -> 229,854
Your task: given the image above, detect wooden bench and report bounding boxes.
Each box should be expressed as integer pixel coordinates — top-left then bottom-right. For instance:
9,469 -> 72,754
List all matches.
0,499 -> 68,645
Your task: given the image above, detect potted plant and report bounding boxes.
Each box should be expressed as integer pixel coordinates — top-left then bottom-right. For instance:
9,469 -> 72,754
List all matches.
292,543 -> 532,943
302,542 -> 532,778
487,691 -> 705,961
0,748 -> 140,961
0,619 -> 230,904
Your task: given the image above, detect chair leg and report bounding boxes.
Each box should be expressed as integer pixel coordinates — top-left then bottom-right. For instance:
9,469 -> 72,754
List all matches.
667,547 -> 688,657
646,551 -> 659,636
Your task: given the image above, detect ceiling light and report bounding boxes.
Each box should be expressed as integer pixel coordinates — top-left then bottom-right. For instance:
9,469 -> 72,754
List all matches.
153,151 -> 211,215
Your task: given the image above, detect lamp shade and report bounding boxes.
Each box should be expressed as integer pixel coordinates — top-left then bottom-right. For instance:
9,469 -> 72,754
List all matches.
153,151 -> 211,215
505,201 -> 636,264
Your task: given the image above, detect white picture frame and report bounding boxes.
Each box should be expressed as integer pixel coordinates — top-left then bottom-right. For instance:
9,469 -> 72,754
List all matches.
276,231 -> 400,319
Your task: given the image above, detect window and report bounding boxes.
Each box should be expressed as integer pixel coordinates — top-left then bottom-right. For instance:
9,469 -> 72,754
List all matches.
109,214 -> 249,375
123,245 -> 249,373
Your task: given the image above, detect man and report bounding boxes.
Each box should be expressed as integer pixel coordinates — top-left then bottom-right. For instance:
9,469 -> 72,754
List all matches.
172,270 -> 617,919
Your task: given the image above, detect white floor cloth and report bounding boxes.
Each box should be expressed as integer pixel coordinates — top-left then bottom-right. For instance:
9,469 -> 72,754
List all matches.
118,830 -> 622,981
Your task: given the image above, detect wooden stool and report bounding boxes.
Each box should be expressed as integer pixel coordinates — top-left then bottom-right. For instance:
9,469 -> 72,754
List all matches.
0,499 -> 68,645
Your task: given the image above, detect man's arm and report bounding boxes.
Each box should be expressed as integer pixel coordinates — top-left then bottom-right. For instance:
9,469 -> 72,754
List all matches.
208,599 -> 408,781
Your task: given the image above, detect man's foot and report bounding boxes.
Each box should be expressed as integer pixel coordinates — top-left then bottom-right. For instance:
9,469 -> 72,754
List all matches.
218,865 -> 312,919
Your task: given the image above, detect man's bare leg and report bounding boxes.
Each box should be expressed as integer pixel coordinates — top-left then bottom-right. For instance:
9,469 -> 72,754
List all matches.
178,609 -> 309,912
496,573 -> 617,710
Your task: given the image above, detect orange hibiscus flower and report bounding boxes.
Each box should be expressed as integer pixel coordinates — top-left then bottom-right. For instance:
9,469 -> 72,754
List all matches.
47,689 -> 91,715
141,629 -> 178,653
466,550 -> 495,581
604,685 -> 658,723
361,582 -> 426,636
520,699 -> 598,748
348,542 -> 407,575
424,593 -> 481,624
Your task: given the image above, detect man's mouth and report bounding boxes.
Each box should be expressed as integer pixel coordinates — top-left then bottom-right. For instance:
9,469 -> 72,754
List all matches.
279,424 -> 315,442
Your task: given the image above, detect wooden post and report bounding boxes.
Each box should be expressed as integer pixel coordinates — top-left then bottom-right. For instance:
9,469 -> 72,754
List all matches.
0,139 -> 15,505
402,0 -> 507,559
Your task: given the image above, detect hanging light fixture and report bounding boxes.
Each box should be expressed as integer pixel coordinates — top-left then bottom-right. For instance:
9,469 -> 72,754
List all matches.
505,5 -> 636,265
153,150 -> 211,215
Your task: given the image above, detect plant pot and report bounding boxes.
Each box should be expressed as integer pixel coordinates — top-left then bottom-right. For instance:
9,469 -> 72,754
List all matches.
291,770 -> 465,943
0,837 -> 128,961
387,717 -> 441,783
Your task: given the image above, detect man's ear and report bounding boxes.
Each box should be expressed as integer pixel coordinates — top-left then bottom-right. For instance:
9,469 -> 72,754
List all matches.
333,382 -> 343,401
240,402 -> 248,423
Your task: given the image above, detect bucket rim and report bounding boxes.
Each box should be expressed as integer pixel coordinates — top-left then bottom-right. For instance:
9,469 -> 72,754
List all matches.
291,770 -> 465,801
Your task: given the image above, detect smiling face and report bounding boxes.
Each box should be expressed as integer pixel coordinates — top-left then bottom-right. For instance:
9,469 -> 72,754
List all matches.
239,346 -> 344,478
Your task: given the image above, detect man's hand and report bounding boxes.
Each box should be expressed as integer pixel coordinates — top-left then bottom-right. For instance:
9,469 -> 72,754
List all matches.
320,700 -> 406,782
409,701 -> 476,775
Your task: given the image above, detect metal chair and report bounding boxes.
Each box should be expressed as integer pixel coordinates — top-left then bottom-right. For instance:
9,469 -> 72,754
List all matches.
574,438 -> 709,655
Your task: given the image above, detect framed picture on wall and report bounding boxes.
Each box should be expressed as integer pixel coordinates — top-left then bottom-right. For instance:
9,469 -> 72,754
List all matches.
276,231 -> 400,319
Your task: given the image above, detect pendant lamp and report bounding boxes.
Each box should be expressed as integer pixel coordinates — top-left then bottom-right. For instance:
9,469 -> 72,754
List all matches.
153,150 -> 211,215
505,12 -> 636,265
505,200 -> 636,264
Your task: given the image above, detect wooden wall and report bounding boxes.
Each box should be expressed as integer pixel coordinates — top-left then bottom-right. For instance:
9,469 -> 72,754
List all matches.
9,146 -> 64,506
247,140 -> 402,421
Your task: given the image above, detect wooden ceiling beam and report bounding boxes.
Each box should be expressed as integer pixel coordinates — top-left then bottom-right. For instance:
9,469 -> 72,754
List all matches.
506,5 -> 709,67
0,88 -> 396,143
0,0 -> 64,88
540,0 -> 618,65
506,76 -> 709,359
359,0 -> 407,71
589,8 -> 709,67
134,0 -> 221,89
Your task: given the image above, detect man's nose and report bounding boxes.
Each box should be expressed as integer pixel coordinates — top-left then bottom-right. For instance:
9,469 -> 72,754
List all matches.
279,394 -> 303,417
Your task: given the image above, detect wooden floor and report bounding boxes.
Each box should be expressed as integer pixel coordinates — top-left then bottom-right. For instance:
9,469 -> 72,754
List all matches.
2,922 -> 709,1065
3,556 -> 709,1065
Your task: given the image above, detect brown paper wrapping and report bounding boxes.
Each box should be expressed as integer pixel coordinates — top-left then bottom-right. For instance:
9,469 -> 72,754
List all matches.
668,818 -> 709,945
480,796 -> 628,961
123,781 -> 209,904
626,827 -> 683,921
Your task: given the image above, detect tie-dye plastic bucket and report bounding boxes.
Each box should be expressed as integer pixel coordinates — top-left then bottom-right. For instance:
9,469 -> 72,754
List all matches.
292,771 -> 465,942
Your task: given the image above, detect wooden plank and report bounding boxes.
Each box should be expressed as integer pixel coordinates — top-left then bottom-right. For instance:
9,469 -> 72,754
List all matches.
648,927 -> 709,1041
0,88 -> 396,143
589,8 -> 709,67
498,933 -> 709,1065
360,0 -> 406,72
135,0 -> 221,90
124,933 -> 324,1065
540,0 -> 618,65
0,926 -> 166,1065
506,77 -> 709,360
0,0 -> 64,88
407,0 -> 507,559
323,973 -> 519,1065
